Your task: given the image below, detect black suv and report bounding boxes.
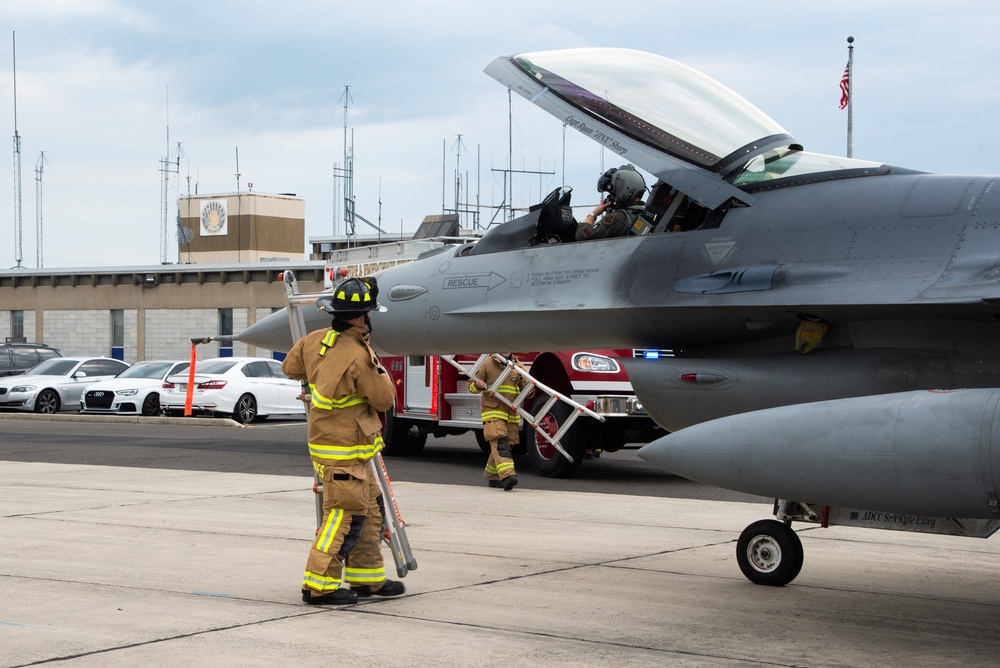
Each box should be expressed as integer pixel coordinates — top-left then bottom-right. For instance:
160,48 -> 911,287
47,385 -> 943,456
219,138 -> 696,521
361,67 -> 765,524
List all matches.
0,343 -> 64,377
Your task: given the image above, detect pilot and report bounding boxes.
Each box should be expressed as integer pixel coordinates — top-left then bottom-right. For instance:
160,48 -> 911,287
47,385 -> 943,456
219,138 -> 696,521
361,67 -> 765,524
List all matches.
575,164 -> 647,240
470,353 -> 533,490
282,277 -> 405,605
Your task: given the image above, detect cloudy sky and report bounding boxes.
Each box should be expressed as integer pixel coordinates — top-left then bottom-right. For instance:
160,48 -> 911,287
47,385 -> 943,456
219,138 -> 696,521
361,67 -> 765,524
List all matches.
1,1 -> 998,269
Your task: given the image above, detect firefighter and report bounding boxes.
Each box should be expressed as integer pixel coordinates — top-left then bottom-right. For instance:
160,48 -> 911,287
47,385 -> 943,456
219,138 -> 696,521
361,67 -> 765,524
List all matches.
282,277 -> 405,605
470,353 -> 533,490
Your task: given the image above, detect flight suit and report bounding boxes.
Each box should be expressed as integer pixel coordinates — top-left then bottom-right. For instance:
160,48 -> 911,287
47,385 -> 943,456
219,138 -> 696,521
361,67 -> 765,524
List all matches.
282,325 -> 396,598
470,354 -> 530,483
575,202 -> 645,240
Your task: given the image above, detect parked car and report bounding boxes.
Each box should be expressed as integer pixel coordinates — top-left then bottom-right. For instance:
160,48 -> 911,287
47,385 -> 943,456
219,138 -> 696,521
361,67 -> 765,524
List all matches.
0,356 -> 131,413
0,342 -> 63,377
160,357 -> 304,424
80,360 -> 190,416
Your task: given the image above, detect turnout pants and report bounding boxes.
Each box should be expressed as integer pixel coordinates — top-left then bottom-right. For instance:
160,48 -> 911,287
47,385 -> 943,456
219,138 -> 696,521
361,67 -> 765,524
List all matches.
483,418 -> 519,481
302,461 -> 387,595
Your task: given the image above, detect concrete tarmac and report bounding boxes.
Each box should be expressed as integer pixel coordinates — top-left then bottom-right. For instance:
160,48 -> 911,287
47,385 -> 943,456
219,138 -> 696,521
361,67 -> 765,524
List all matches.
2,460 -> 999,667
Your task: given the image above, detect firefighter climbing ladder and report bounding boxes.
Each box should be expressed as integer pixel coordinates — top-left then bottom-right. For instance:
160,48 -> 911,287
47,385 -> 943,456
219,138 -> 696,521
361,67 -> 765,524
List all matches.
282,269 -> 417,578
440,354 -> 605,463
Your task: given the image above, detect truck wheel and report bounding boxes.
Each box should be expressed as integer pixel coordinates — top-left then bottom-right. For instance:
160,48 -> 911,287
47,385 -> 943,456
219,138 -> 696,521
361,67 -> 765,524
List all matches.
382,408 -> 427,456
525,397 -> 585,478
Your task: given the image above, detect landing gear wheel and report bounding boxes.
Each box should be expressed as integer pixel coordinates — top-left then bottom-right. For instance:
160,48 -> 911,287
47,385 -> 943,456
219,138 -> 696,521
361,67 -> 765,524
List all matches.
141,393 -> 161,416
233,394 -> 258,424
382,408 -> 426,456
736,519 -> 804,586
525,396 -> 585,478
34,389 -> 60,414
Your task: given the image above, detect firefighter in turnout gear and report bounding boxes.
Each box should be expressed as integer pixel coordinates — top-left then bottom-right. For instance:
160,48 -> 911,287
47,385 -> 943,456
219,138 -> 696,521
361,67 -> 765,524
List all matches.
282,277 -> 405,605
470,354 -> 533,490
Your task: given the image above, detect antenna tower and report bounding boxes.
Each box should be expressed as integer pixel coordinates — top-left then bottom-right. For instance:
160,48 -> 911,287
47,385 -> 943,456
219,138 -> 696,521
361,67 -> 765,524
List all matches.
159,89 -> 182,264
12,32 -> 24,268
34,151 -> 47,267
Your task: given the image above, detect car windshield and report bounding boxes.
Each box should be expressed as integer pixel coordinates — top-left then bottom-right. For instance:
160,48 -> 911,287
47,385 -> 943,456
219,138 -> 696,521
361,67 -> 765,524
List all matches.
24,358 -> 78,376
116,361 -> 175,379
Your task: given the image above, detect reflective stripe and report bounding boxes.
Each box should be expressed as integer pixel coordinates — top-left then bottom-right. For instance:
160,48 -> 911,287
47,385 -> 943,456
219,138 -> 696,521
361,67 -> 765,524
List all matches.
318,330 -> 338,357
497,384 -> 521,395
309,436 -> 384,461
468,380 -> 484,393
496,461 -> 515,474
309,385 -> 365,411
303,570 -> 342,592
317,508 -> 345,553
344,566 -> 386,584
482,410 -> 521,424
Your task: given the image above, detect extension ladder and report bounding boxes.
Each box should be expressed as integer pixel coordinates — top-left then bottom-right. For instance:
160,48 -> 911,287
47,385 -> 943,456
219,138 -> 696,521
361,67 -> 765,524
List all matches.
440,353 -> 606,463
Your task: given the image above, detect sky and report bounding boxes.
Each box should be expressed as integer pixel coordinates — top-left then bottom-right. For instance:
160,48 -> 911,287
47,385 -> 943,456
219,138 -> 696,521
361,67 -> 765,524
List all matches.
2,1 -> 1000,269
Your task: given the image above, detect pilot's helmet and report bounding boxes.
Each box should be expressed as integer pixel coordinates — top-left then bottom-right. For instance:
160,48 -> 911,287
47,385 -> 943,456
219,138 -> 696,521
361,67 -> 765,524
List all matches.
316,277 -> 379,320
597,164 -> 646,205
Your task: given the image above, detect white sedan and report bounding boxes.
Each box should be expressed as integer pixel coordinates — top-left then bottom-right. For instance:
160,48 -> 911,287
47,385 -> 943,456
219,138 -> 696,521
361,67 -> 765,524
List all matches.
0,356 -> 131,413
160,356 -> 305,424
80,360 -> 191,416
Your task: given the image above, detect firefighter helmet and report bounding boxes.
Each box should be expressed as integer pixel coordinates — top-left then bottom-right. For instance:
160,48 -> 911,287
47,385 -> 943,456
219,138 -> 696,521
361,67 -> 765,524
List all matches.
597,164 -> 646,205
316,278 -> 379,316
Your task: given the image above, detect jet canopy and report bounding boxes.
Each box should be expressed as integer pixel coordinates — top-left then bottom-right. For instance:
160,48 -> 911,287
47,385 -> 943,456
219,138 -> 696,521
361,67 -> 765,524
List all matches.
486,48 -> 882,206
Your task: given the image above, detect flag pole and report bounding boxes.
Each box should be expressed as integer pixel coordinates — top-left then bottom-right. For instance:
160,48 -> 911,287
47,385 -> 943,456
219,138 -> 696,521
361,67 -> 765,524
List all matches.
846,36 -> 854,158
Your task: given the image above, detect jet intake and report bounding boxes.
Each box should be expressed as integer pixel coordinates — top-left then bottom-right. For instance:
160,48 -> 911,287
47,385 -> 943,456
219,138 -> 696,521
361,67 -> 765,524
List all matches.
638,388 -> 1000,519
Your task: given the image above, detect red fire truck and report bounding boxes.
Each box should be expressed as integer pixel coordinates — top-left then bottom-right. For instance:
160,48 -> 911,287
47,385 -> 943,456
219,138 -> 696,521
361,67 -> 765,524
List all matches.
379,350 -> 663,478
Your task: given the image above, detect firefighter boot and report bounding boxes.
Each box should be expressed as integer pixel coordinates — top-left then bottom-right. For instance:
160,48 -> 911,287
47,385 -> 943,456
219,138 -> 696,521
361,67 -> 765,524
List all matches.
503,475 -> 519,491
301,588 -> 359,605
487,479 -> 504,488
353,579 -> 406,597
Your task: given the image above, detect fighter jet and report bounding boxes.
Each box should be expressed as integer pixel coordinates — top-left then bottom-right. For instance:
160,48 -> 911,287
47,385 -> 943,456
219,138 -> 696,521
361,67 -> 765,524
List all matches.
365,48 -> 1000,585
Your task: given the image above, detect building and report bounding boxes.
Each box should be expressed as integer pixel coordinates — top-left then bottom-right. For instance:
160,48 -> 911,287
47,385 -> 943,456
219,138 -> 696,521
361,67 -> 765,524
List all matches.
0,262 -> 326,362
177,192 -> 305,264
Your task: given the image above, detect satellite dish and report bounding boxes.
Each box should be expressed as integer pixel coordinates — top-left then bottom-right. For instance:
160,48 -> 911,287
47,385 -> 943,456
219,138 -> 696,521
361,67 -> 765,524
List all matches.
177,226 -> 194,244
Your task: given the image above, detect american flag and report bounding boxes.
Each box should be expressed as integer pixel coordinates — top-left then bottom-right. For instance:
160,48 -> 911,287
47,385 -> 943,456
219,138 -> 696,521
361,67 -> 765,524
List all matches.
839,63 -> 850,110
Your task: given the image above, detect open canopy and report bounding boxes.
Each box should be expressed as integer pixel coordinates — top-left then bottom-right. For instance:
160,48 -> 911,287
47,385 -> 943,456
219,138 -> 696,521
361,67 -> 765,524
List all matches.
486,48 -> 882,207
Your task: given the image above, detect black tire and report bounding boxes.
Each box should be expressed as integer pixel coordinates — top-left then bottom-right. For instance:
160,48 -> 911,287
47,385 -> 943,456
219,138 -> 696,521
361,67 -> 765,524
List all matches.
474,428 -> 491,454
736,519 -> 804,586
382,408 -> 426,456
524,395 -> 585,478
34,389 -> 60,414
140,393 -> 161,416
232,394 -> 258,424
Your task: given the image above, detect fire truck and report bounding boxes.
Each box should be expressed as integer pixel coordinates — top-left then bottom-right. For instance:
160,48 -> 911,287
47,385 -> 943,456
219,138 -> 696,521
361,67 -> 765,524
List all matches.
379,350 -> 662,477
322,218 -> 663,477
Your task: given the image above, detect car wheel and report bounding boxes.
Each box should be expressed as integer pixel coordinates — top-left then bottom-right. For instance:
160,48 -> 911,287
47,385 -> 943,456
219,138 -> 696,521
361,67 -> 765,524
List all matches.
34,389 -> 61,414
233,394 -> 257,424
141,393 -> 162,416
